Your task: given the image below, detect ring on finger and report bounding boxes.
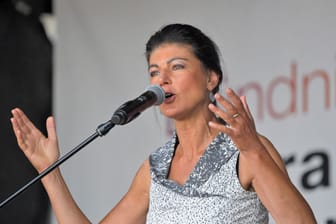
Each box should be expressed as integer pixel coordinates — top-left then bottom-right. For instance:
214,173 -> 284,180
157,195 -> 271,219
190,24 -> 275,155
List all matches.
232,113 -> 240,118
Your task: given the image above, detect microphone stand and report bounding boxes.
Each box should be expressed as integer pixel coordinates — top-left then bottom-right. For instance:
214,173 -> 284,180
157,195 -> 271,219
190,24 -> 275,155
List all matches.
0,119 -> 115,208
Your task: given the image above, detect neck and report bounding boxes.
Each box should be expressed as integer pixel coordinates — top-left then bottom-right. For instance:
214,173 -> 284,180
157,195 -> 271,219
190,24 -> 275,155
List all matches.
174,112 -> 219,158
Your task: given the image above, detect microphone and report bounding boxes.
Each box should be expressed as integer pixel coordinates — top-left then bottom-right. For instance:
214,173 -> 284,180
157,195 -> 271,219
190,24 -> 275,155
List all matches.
111,85 -> 165,125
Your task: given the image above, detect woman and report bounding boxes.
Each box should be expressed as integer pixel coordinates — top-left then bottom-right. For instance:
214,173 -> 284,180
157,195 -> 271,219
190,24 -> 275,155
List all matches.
11,24 -> 316,223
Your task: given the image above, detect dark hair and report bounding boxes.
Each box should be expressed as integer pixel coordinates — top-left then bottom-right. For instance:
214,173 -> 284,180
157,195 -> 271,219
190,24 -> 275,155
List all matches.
145,23 -> 224,94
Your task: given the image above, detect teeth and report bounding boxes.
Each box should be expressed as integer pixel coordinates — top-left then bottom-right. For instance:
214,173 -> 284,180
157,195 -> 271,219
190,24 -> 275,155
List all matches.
165,93 -> 173,98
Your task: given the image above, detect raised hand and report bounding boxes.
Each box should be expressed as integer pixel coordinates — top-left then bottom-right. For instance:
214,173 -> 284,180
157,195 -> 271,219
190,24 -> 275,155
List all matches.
11,108 -> 60,173
208,88 -> 262,153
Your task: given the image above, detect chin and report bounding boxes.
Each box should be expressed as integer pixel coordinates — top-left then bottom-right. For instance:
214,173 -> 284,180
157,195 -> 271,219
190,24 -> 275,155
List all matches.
160,108 -> 179,119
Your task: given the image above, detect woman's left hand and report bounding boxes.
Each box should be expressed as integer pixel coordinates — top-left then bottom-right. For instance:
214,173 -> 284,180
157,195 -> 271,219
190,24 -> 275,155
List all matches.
208,88 -> 262,153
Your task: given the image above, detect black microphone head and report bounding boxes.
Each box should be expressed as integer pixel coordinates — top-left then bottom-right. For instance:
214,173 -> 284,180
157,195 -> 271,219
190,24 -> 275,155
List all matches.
146,85 -> 165,105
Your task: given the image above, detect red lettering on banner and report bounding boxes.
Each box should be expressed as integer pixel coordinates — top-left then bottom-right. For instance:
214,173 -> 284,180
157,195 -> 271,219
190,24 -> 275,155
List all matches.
235,62 -> 333,121
303,69 -> 331,112
267,62 -> 297,119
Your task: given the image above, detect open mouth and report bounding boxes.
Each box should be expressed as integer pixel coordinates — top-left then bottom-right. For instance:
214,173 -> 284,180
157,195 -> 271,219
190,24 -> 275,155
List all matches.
165,92 -> 174,99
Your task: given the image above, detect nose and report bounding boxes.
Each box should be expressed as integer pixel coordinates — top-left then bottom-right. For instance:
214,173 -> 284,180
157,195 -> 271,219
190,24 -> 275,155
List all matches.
152,70 -> 171,87
159,73 -> 170,86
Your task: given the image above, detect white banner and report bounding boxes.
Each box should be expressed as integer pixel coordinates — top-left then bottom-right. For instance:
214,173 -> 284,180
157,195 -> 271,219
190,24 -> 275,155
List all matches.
54,1 -> 335,223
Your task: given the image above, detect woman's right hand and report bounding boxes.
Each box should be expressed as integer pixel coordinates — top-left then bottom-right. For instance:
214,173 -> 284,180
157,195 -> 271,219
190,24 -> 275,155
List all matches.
11,108 -> 60,173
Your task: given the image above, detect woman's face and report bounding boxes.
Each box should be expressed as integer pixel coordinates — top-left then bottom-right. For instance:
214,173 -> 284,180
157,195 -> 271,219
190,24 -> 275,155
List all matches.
148,43 -> 217,121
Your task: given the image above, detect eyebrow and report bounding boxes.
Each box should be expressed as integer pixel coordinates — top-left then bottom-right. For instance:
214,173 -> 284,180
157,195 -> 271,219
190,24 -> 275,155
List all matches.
148,57 -> 188,70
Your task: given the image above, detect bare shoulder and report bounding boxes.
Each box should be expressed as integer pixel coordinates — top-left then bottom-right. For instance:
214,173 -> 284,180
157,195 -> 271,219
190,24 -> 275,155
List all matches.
128,159 -> 151,195
257,134 -> 288,176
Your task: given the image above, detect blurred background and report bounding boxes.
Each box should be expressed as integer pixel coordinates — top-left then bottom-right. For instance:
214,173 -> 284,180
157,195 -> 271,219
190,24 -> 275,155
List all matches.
0,1 -> 335,223
0,0 -> 52,223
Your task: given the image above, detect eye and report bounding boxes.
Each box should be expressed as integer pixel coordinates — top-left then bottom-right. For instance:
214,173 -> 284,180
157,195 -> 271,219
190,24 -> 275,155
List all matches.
172,64 -> 185,71
149,70 -> 160,77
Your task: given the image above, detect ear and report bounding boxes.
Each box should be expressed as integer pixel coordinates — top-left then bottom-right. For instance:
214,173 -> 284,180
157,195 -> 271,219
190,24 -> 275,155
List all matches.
207,71 -> 220,92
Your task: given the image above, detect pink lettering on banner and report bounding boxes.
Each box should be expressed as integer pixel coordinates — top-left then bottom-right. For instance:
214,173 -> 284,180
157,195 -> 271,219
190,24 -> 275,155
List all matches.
236,62 -> 333,121
302,69 -> 331,112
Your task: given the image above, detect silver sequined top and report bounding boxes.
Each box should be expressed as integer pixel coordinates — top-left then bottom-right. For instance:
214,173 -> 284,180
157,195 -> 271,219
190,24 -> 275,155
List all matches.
146,132 -> 269,224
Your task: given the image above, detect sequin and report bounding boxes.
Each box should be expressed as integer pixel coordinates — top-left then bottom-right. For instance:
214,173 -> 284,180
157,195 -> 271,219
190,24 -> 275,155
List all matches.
146,132 -> 269,223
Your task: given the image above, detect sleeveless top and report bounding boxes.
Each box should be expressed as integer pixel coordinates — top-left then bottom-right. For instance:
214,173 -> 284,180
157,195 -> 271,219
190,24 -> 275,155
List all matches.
146,132 -> 269,224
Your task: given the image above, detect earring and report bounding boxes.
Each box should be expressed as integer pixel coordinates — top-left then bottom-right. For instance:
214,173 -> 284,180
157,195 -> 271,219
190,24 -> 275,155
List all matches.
209,91 -> 215,103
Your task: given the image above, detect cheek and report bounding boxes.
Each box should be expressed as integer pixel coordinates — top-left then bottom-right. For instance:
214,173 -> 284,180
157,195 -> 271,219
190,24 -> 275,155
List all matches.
149,77 -> 159,85
180,79 -> 209,102
181,73 -> 208,92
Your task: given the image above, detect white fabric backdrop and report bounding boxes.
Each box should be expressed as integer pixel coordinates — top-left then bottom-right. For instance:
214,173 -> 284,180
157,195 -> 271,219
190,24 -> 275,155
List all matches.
54,1 -> 335,223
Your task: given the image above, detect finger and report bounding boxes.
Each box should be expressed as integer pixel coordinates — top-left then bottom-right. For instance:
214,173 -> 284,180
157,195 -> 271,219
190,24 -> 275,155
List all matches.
208,120 -> 234,134
240,96 -> 252,119
11,110 -> 30,148
46,116 -> 58,142
225,88 -> 245,112
208,103 -> 233,124
12,108 -> 37,133
213,93 -> 238,117
240,95 -> 256,129
11,108 -> 32,137
11,109 -> 26,139
11,108 -> 44,150
10,117 -> 28,149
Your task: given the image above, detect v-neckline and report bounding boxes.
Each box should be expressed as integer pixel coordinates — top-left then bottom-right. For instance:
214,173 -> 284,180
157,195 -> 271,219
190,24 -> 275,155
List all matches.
149,131 -> 238,197
167,136 -> 210,187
